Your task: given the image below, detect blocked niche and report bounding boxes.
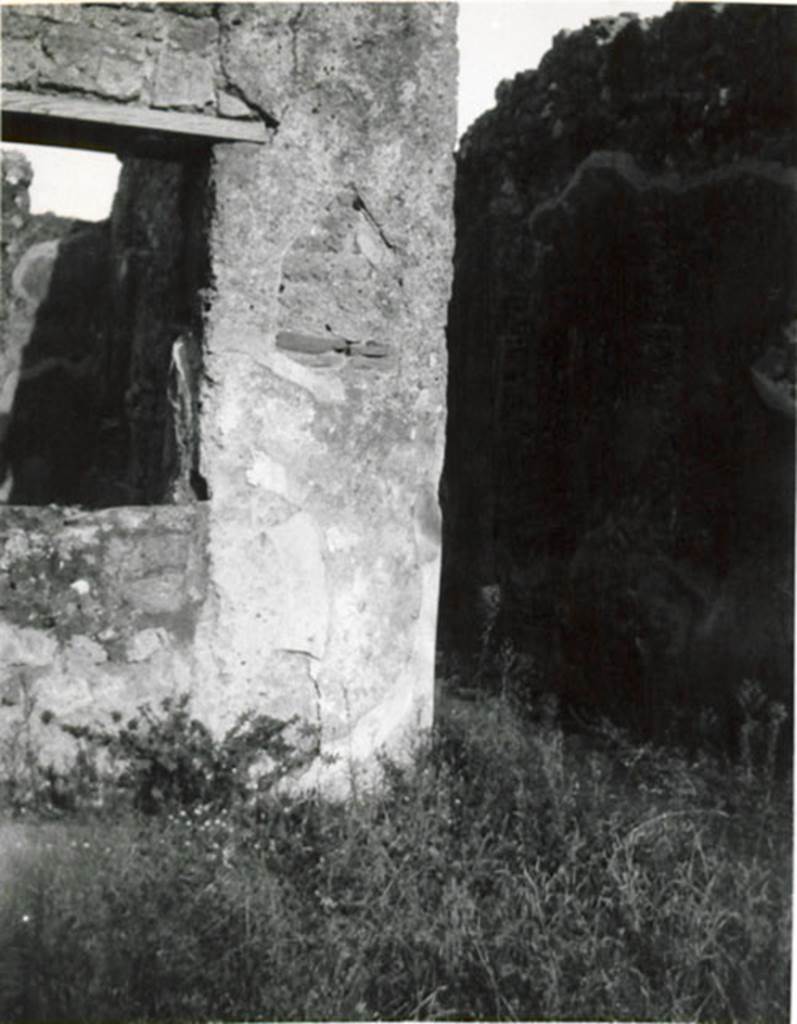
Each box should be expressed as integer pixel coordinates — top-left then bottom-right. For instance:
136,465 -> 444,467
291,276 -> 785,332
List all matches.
0,143 -> 210,508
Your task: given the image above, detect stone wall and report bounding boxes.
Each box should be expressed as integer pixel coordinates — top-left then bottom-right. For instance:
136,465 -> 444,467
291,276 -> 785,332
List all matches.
442,3 -> 795,743
0,504 -> 207,777
0,3 -> 457,794
2,3 -> 261,123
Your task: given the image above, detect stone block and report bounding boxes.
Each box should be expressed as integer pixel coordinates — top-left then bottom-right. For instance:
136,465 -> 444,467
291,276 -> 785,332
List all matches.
125,627 -> 168,663
39,24 -> 103,89
106,532 -> 190,580
2,11 -> 43,41
151,48 -> 215,110
160,4 -> 217,18
34,5 -> 83,24
96,53 -> 145,101
217,90 -> 256,120
0,621 -> 57,668
1,39 -> 41,88
64,634 -> 108,666
0,670 -> 24,708
124,572 -> 188,616
88,5 -> 163,39
167,14 -> 219,54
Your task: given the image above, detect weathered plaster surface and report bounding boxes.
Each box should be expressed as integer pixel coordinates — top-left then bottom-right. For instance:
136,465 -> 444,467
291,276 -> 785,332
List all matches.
192,3 -> 456,789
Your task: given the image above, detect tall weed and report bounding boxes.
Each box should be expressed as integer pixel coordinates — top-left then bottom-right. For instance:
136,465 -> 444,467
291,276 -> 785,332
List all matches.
0,690 -> 790,1022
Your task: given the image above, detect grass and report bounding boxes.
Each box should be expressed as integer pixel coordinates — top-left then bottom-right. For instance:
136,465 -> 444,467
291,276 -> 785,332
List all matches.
0,690 -> 791,1022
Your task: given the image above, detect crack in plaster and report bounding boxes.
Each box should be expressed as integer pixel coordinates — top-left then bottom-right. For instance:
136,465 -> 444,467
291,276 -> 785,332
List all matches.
220,78 -> 280,132
349,184 -> 397,253
287,6 -> 306,78
274,646 -> 324,753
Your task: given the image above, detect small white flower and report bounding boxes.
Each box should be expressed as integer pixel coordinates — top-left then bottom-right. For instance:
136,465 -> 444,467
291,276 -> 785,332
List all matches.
70,579 -> 90,596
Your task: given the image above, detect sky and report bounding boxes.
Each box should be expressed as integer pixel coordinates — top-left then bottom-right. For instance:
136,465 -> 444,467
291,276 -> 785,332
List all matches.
3,0 -> 674,220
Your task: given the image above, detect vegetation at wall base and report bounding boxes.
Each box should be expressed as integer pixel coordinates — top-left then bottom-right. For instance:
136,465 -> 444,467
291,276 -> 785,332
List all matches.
0,687 -> 790,1023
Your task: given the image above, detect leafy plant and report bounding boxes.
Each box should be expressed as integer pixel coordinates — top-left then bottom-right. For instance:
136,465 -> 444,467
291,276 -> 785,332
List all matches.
55,695 -> 313,814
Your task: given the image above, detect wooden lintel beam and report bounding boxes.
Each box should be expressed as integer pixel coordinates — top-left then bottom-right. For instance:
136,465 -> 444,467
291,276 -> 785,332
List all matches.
1,89 -> 267,153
